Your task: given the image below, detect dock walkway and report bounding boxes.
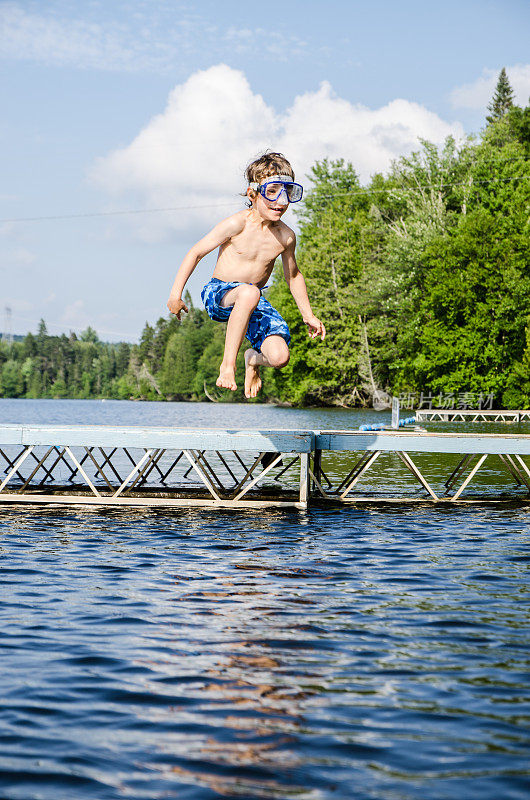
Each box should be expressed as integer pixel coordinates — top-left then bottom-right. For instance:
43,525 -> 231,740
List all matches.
1,424 -> 530,509
415,409 -> 530,423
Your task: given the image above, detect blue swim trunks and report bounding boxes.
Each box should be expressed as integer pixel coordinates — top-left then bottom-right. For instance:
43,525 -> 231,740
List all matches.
201,278 -> 291,351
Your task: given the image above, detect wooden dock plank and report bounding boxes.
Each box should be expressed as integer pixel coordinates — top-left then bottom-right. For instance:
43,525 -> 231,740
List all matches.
0,492 -> 306,510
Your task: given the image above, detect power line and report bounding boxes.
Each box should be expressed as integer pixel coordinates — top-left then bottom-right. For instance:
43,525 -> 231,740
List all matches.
0,201 -> 239,224
1,174 -> 528,224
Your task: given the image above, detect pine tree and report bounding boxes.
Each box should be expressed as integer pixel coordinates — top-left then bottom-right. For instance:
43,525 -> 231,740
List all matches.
486,68 -> 515,123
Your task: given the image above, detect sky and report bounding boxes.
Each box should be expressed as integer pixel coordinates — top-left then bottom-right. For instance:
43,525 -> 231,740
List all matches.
1,0 -> 529,342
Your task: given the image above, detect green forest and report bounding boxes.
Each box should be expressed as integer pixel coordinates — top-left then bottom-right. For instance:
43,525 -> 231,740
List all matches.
2,72 -> 529,408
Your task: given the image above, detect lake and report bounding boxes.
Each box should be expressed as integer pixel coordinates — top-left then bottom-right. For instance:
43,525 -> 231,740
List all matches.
1,400 -> 529,800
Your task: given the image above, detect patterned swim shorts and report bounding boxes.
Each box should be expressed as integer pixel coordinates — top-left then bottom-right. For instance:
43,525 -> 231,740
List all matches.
201,278 -> 291,351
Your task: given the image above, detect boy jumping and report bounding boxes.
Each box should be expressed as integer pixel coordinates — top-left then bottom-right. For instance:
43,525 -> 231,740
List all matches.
167,152 -> 325,398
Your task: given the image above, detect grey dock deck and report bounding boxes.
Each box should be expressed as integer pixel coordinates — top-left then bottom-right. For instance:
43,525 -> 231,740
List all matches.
316,430 -> 530,455
1,424 -> 530,508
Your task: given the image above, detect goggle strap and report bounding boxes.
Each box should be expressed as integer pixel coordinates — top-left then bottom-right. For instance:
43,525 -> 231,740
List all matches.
249,175 -> 296,189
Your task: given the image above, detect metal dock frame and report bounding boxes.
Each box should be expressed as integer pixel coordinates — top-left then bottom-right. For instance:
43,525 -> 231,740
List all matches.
313,430 -> 530,503
0,425 -> 313,510
415,409 -> 530,423
2,425 -> 530,509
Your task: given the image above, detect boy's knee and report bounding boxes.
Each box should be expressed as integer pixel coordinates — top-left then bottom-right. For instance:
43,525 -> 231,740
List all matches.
236,284 -> 261,307
267,345 -> 290,369
274,352 -> 290,368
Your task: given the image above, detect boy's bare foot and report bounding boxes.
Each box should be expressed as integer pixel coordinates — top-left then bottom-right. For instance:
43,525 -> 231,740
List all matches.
244,349 -> 262,398
216,364 -> 237,391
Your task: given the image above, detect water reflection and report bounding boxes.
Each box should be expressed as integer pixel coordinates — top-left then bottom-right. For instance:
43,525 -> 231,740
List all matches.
129,575 -> 317,797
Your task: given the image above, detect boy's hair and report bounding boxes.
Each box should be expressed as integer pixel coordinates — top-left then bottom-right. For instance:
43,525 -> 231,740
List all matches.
246,152 -> 295,188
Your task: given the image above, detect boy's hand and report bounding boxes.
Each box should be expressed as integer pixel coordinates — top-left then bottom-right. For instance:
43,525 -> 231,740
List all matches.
305,315 -> 326,340
167,297 -> 189,320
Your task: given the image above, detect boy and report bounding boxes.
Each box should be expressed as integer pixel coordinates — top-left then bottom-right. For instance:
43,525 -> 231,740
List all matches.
167,152 -> 325,398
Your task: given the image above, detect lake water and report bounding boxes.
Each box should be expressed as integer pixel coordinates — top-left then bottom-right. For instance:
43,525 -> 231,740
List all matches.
1,400 -> 529,800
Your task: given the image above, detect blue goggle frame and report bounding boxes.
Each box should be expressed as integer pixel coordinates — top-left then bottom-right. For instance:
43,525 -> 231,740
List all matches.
249,174 -> 304,204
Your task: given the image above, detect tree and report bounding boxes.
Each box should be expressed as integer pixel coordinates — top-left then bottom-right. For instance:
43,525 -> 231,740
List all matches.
37,319 -> 48,342
487,68 -> 515,123
159,309 -> 216,398
80,326 -> 100,343
138,322 -> 155,363
507,101 -> 530,156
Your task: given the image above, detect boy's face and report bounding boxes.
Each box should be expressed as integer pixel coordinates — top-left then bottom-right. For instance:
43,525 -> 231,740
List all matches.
248,180 -> 289,223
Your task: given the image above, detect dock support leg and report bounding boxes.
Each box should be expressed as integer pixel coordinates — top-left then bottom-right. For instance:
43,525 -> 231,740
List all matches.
232,453 -> 283,502
336,452 -> 377,495
0,447 -> 34,492
309,448 -> 330,498
312,449 -> 321,494
510,455 -> 530,492
39,446 -> 70,485
340,450 -> 382,499
498,454 -> 525,487
299,453 -> 309,508
112,450 -> 154,499
0,447 -> 33,484
181,450 -> 222,501
396,451 -> 439,501
17,446 -> 55,492
444,454 -> 474,493
64,446 -> 101,497
451,454 -> 488,501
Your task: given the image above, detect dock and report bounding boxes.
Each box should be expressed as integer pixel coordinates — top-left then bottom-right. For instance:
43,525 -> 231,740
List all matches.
415,409 -> 530,423
1,424 -> 530,508
0,424 -> 312,510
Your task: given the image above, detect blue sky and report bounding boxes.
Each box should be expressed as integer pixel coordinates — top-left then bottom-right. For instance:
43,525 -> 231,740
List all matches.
1,0 -> 529,341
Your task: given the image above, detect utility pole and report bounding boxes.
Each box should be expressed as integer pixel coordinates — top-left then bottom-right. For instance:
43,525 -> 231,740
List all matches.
2,306 -> 13,346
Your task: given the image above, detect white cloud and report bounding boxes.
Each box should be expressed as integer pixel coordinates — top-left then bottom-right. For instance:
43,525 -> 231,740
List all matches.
91,64 -> 464,240
224,26 -> 307,59
2,247 -> 36,267
90,65 -> 278,239
0,2 -> 310,73
280,85 -> 462,181
1,3 -> 134,71
451,64 -> 530,110
0,1 -> 203,72
0,222 -> 16,238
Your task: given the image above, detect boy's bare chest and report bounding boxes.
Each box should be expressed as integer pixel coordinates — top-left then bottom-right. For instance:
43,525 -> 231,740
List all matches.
231,227 -> 284,263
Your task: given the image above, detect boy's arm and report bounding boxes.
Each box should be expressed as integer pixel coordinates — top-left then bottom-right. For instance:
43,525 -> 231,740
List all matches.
167,213 -> 245,319
281,235 -> 326,340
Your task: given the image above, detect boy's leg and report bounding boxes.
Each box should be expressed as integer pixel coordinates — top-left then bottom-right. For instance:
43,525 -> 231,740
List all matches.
216,284 -> 261,390
244,336 -> 290,398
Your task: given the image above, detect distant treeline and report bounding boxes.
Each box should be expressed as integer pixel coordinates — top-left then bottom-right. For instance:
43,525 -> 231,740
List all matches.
1,78 -> 529,407
0,323 -> 134,400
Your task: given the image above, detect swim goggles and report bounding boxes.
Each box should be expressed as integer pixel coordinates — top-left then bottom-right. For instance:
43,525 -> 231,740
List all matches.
249,174 -> 303,204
